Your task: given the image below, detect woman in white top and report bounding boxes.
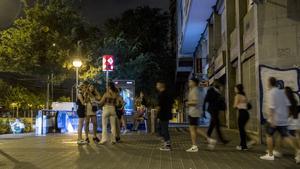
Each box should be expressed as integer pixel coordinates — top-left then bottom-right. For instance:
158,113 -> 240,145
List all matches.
285,87 -> 300,156
234,84 -> 251,150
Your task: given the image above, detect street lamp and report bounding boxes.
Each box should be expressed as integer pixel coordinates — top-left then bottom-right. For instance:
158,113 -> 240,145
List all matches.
72,59 -> 82,100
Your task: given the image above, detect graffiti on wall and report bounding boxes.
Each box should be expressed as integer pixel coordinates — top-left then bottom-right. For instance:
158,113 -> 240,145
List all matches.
259,65 -> 300,123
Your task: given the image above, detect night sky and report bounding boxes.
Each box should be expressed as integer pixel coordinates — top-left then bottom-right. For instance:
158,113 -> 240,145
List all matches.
0,0 -> 170,28
80,0 -> 169,26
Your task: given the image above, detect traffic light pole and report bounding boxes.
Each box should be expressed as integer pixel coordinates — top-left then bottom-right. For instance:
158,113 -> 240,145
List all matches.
106,71 -> 109,91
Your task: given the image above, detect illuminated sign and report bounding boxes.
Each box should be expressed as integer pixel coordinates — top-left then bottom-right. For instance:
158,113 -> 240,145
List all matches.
10,119 -> 25,134
102,55 -> 114,71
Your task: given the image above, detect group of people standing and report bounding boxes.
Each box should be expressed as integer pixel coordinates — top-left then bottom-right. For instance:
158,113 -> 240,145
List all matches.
183,77 -> 300,163
76,81 -> 125,145
74,77 -> 300,163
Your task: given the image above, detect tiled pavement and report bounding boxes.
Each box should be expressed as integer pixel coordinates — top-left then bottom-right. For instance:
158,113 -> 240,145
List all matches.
0,129 -> 298,169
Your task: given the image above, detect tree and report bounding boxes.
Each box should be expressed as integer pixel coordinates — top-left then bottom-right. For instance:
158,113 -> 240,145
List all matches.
103,6 -> 176,88
0,0 -> 100,79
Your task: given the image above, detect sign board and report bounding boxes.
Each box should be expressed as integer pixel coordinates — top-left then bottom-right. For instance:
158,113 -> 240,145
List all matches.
102,55 -> 114,71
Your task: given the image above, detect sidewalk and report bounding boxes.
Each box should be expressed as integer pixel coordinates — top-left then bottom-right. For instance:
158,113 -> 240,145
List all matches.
0,129 -> 298,169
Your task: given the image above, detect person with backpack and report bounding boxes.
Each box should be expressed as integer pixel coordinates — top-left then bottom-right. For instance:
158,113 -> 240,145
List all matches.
203,80 -> 229,145
186,78 -> 217,152
233,84 -> 255,150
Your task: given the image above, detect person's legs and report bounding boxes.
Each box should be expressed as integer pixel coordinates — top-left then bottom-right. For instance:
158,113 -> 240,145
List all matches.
85,116 -> 90,139
238,110 -> 249,149
189,125 -> 197,146
280,127 -> 300,154
215,111 -> 227,143
267,135 -> 274,155
207,111 -> 216,137
78,118 -> 84,140
116,118 -> 121,139
91,116 -> 97,138
160,120 -> 170,144
100,107 -> 109,143
260,124 -> 275,160
110,108 -> 117,143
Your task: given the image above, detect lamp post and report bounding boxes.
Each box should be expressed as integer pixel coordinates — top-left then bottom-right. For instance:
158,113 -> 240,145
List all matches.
72,59 -> 82,100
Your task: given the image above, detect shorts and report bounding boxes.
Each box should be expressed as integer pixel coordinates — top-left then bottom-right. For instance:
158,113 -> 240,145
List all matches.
266,123 -> 289,138
188,116 -> 199,126
77,109 -> 85,118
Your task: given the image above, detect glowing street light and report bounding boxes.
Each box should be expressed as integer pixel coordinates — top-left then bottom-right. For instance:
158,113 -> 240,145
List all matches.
73,59 -> 82,99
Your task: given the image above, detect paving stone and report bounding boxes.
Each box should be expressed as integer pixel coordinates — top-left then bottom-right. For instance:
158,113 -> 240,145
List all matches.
0,129 -> 299,169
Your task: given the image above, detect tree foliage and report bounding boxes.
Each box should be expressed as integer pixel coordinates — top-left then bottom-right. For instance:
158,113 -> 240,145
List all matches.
104,7 -> 175,91
0,0 -> 100,78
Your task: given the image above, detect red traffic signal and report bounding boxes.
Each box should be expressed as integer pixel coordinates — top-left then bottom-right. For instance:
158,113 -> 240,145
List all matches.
102,55 -> 114,71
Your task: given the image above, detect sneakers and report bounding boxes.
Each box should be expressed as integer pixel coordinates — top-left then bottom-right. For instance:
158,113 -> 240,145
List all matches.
207,138 -> 217,145
207,138 -> 217,150
295,155 -> 300,164
265,150 -> 282,158
98,140 -> 106,145
77,139 -> 87,145
260,153 -> 275,161
247,140 -> 256,148
236,146 -> 248,151
160,145 -> 171,151
186,145 -> 199,152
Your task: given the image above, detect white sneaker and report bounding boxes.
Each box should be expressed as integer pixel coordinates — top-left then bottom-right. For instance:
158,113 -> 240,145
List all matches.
186,145 -> 198,152
207,138 -> 217,145
265,150 -> 282,158
295,155 -> 300,164
236,146 -> 248,151
77,139 -> 87,145
260,153 -> 275,161
247,140 -> 256,148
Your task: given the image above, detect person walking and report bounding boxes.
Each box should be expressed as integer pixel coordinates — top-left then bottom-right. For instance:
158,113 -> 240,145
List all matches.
156,81 -> 174,151
203,80 -> 229,145
186,78 -> 217,152
84,83 -> 101,144
285,86 -> 300,163
260,77 -> 300,163
233,84 -> 254,150
76,82 -> 88,145
99,82 -> 120,145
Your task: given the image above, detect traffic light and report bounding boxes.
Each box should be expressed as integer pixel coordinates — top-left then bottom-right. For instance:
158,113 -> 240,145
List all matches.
102,55 -> 114,71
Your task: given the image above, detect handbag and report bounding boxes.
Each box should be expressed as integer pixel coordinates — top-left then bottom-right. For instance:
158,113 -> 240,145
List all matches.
247,102 -> 252,110
92,105 -> 98,112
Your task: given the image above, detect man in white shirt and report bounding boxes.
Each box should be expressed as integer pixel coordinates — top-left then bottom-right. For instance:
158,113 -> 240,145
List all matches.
260,77 -> 300,163
185,78 -> 216,152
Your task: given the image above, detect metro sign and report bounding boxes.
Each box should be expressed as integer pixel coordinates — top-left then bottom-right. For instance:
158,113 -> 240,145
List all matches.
102,55 -> 114,71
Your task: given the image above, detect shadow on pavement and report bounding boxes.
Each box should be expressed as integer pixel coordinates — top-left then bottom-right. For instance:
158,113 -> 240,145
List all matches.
0,149 -> 40,169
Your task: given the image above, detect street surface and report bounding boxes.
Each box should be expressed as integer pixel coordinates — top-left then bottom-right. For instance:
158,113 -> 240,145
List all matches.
0,129 -> 298,169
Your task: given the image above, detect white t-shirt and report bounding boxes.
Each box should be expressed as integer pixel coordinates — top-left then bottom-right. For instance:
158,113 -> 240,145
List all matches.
268,87 -> 291,126
188,87 -> 202,117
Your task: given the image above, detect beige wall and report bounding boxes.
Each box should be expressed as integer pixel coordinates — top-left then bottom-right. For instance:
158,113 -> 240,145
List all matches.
257,0 -> 300,68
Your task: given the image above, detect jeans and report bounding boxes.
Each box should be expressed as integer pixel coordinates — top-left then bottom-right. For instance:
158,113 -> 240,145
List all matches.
101,105 -> 117,142
207,111 -> 226,143
238,109 -> 249,148
158,120 -> 170,144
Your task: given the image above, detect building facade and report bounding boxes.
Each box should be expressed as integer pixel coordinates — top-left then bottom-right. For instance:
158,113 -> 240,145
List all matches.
175,0 -> 300,139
